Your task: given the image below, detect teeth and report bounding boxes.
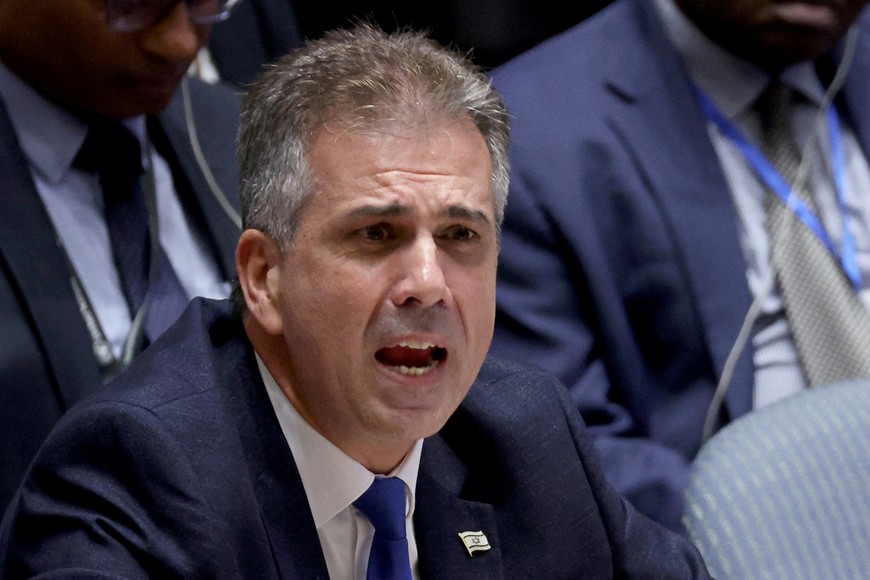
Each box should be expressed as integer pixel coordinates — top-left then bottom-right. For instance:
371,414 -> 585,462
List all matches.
394,360 -> 440,376
398,340 -> 435,350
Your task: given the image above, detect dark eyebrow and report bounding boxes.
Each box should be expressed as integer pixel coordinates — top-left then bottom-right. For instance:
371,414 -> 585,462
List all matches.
346,204 -> 406,219
446,205 -> 492,226
345,203 -> 492,226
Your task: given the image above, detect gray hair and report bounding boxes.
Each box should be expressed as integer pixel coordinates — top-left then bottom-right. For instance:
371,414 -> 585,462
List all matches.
236,23 -> 511,249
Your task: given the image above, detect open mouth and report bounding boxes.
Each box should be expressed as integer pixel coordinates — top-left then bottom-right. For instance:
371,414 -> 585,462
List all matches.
375,341 -> 448,376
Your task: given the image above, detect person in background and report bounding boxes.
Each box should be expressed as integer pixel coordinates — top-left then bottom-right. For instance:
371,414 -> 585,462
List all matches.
193,0 -> 304,86
489,0 -> 870,531
0,0 -> 242,514
0,24 -> 710,578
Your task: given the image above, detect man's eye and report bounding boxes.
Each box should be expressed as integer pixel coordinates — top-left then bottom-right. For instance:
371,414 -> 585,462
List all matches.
447,226 -> 477,242
359,224 -> 391,241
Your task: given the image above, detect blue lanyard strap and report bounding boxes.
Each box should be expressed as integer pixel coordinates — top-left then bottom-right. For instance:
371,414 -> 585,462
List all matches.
695,88 -> 861,290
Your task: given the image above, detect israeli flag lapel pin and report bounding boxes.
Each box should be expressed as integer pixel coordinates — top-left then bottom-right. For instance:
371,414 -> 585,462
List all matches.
458,530 -> 491,557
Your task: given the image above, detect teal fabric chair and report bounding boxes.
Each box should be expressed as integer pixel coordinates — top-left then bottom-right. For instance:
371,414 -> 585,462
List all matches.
682,379 -> 870,579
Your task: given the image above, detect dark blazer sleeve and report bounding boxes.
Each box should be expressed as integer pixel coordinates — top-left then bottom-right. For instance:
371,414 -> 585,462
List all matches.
1,300 -> 320,579
488,0 -> 762,531
208,0 -> 303,87
0,401 -> 240,578
487,15 -> 696,531
492,152 -> 692,533
548,369 -> 710,578
553,374 -> 709,578
0,98 -> 105,516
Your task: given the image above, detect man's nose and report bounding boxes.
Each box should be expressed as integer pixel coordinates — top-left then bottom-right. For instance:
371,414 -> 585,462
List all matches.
391,237 -> 448,308
139,2 -> 204,64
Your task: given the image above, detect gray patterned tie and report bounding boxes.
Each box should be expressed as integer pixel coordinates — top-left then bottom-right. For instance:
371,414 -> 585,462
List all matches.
759,83 -> 870,387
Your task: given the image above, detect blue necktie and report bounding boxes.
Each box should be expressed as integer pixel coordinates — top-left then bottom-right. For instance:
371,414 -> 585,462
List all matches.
353,477 -> 413,580
74,121 -> 188,345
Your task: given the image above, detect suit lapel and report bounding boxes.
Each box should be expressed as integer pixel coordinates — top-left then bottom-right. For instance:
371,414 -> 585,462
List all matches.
255,460 -> 331,580
156,79 -> 241,278
415,436 -> 503,580
231,347 -> 330,580
601,0 -> 755,419
0,95 -> 102,407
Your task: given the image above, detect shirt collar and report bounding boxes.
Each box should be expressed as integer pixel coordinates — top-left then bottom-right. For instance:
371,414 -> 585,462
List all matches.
0,61 -> 148,185
256,354 -> 423,529
654,0 -> 828,118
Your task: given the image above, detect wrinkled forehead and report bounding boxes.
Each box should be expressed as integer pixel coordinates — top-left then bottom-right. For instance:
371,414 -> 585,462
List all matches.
310,116 -> 493,188
303,117 -> 495,218
311,112 -> 494,187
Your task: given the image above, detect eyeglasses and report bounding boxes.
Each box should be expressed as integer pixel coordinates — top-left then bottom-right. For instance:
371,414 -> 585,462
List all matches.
106,0 -> 239,32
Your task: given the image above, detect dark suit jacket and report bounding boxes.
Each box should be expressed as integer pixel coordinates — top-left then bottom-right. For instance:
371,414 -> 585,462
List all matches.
209,0 -> 303,87
0,77 -> 242,515
488,0 -> 870,530
0,299 -> 710,578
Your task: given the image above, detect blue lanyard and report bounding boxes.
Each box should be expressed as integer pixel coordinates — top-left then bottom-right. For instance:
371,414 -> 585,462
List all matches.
695,88 -> 862,290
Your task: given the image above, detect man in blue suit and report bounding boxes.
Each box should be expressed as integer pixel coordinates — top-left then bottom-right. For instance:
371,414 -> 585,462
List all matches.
0,0 -> 243,514
0,24 -> 710,578
490,0 -> 870,530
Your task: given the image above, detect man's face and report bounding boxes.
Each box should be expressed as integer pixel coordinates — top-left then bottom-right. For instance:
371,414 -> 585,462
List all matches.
267,119 -> 497,472
0,0 -> 210,118
676,0 -> 870,70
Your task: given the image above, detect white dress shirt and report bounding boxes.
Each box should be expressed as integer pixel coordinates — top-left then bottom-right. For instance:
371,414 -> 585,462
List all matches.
258,355 -> 423,580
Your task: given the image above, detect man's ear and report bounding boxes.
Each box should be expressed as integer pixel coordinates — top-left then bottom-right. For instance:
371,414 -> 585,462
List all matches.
236,229 -> 285,335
